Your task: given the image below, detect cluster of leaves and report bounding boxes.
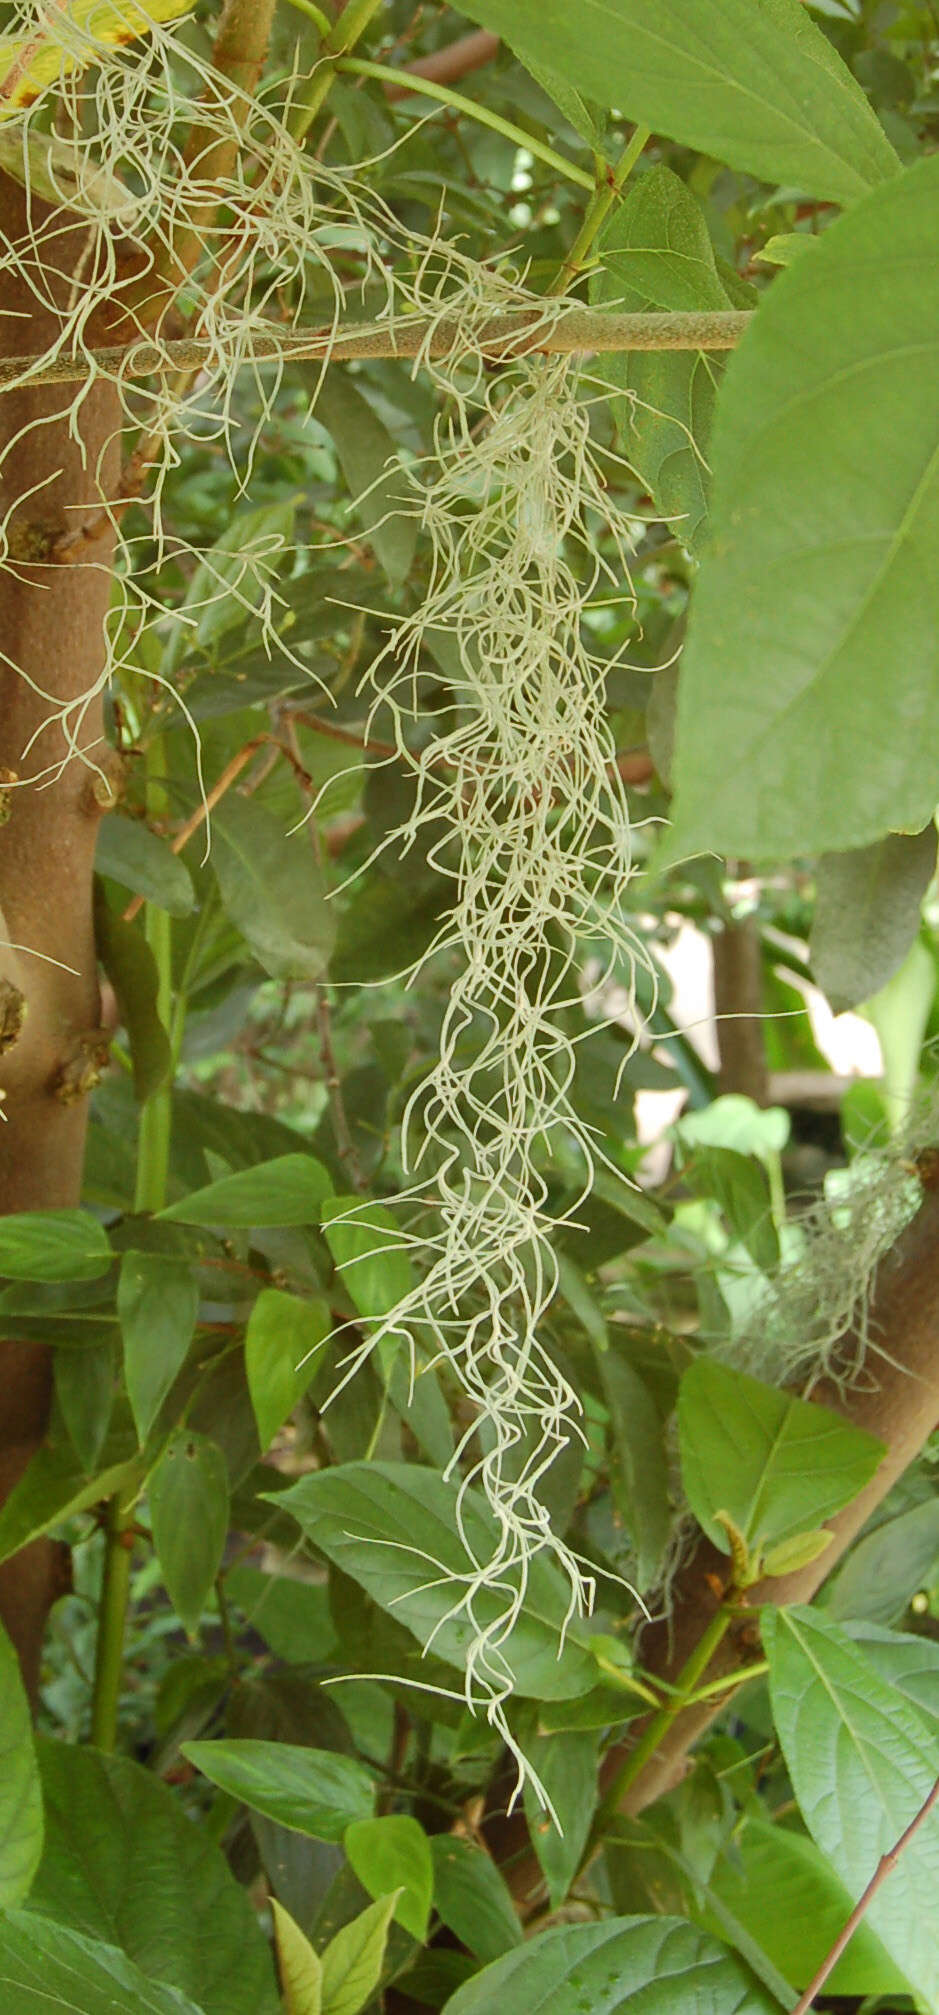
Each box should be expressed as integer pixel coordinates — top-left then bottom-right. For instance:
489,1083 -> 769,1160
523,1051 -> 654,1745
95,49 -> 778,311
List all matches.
0,1 -> 938,2012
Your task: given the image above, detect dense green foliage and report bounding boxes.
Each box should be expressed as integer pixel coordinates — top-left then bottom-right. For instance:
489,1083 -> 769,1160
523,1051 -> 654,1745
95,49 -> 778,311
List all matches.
0,2 -> 938,2012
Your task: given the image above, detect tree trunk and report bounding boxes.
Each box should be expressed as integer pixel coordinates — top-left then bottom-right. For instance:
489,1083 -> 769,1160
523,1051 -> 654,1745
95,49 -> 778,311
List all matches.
0,172 -> 121,1697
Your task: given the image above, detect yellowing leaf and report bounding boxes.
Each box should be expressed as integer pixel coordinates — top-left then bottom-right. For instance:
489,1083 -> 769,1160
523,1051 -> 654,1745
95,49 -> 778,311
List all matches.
0,0 -> 192,114
271,1899 -> 322,2015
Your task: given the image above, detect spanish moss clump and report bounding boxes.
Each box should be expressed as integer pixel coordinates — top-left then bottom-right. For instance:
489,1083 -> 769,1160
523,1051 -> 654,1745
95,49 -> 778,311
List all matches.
322,279 -> 656,1786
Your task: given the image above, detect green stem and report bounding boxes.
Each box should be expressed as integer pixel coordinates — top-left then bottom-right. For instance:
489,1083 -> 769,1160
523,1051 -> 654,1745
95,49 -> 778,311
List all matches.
336,57 -> 595,191
552,125 -> 651,292
287,0 -> 386,144
593,1603 -> 735,1834
91,735 -> 176,1749
282,0 -> 331,32
89,1499 -> 134,1750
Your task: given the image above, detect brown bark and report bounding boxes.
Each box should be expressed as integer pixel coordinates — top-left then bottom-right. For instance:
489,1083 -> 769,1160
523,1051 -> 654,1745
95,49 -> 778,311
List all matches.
0,171 -> 121,1696
712,909 -> 770,1106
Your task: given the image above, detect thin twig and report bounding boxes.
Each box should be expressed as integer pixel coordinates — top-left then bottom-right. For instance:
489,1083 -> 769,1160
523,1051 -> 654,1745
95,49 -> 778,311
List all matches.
790,1773 -> 939,2015
386,30 -> 501,97
121,738 -> 264,923
0,308 -> 751,390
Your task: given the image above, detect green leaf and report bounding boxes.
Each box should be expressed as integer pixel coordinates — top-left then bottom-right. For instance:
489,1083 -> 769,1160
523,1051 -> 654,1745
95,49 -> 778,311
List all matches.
160,1152 -> 332,1226
0,1209 -> 112,1282
0,1414 -> 143,1566
271,1899 -> 322,2015
441,1914 -> 780,2013
267,1463 -> 597,1701
597,1349 -> 671,1591
210,796 -> 335,984
522,1727 -> 600,1909
0,1621 -> 42,1909
591,167 -> 734,550
27,1741 -> 279,2015
181,1741 -> 375,1841
149,1431 -> 229,1633
863,936 -> 936,1131
701,1813 -> 912,1997
316,370 -> 417,589
0,1916 -> 206,2012
245,1288 -> 331,1451
118,1252 -> 199,1443
429,1837 -> 521,1964
761,1528 -> 833,1577
810,826 -> 937,1012
321,1197 -> 414,1320
223,1564 -> 339,1664
96,816 -> 195,916
94,888 -> 172,1102
678,1359 -> 885,1556
684,1149 -> 779,1273
344,1815 -> 432,1942
826,1498 -> 939,1625
54,1341 -> 114,1473
667,155 -> 939,865
764,1606 -> 939,2010
459,0 -> 897,204
319,1894 -> 398,2015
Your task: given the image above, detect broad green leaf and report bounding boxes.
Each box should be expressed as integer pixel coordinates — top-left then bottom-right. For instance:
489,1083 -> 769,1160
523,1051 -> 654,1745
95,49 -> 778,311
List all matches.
826,1499 -> 939,1624
844,1622 -> 939,1728
701,1813 -> 912,1997
344,1816 -> 432,1942
118,1252 -> 199,1443
0,1414 -> 142,1566
319,1894 -> 398,2015
0,1912 -> 204,2014
522,1727 -> 600,1909
591,167 -> 735,550
271,1899 -> 322,2015
810,826 -> 937,1012
224,1564 -> 339,1664
764,1606 -> 939,2010
148,1431 -> 229,1633
316,371 -> 417,589
0,0 -> 193,113
267,1462 -> 598,1701
27,1741 -> 279,2015
441,1914 -> 780,2013
54,1341 -> 114,1473
675,1097 -> 789,1164
210,796 -> 335,984
597,1350 -> 671,1592
429,1837 -> 521,1964
321,1197 -> 414,1321
245,1288 -> 331,1451
678,1359 -> 885,1557
160,1152 -> 332,1226
183,1741 -> 374,1841
459,0 -> 897,204
0,1209 -> 111,1282
667,155 -> 939,865
94,888 -> 172,1102
96,816 -> 195,916
0,1621 -> 42,1909
684,1149 -> 779,1273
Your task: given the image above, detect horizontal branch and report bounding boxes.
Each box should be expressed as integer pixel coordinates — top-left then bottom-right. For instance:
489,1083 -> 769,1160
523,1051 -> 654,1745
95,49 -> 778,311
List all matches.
0,308 -> 751,391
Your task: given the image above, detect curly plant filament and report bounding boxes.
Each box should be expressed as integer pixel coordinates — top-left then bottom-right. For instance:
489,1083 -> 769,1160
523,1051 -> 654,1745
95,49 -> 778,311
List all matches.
331,308 -> 657,1784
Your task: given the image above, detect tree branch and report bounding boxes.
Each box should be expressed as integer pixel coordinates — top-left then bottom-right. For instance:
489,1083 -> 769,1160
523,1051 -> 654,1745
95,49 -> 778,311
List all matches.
0,307 -> 751,391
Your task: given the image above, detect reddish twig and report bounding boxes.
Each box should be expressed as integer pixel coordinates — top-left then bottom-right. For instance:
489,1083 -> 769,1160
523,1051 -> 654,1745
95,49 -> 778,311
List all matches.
790,1773 -> 939,2014
385,30 -> 501,99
